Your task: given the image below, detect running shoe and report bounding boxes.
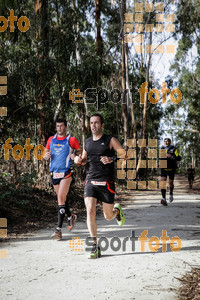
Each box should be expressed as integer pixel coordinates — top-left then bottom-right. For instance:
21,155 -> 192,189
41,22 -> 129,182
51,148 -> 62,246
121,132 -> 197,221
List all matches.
114,203 -> 125,226
51,228 -> 62,239
68,214 -> 77,231
161,199 -> 168,206
88,244 -> 101,259
169,194 -> 174,202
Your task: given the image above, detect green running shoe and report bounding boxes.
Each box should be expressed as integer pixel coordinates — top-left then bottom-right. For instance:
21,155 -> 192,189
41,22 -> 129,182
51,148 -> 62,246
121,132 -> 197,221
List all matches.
114,203 -> 125,226
88,244 -> 101,259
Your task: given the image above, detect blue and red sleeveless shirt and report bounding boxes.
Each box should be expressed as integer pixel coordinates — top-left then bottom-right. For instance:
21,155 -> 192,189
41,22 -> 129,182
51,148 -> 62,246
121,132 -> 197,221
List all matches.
46,135 -> 80,172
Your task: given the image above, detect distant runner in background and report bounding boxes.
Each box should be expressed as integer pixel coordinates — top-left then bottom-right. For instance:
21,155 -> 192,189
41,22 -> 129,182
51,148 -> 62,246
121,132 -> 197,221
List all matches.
44,118 -> 81,239
187,165 -> 195,189
160,138 -> 181,206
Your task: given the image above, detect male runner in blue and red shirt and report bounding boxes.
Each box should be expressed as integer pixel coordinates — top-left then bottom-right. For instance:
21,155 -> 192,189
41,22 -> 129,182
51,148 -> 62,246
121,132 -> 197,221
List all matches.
44,118 -> 81,239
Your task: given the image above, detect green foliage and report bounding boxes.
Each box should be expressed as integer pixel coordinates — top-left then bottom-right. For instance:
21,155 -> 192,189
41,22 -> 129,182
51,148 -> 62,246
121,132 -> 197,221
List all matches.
0,171 -> 38,207
164,0 -> 200,168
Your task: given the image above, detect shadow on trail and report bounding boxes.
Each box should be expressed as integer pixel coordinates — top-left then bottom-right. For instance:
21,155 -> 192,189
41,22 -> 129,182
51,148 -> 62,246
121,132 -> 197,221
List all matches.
1,176 -> 199,250
100,245 -> 200,258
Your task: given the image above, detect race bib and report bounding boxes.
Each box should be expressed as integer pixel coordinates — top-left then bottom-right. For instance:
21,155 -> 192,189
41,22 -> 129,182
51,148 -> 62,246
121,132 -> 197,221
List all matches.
91,181 -> 106,186
53,172 -> 65,179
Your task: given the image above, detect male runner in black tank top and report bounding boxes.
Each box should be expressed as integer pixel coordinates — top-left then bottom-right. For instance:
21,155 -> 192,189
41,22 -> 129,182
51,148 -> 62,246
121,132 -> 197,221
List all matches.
187,165 -> 195,189
74,113 -> 125,259
160,138 -> 181,206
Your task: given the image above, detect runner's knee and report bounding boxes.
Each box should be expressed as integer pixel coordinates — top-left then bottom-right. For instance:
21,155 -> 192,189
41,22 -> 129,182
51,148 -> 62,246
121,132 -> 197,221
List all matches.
104,212 -> 113,221
161,177 -> 166,181
86,205 -> 96,217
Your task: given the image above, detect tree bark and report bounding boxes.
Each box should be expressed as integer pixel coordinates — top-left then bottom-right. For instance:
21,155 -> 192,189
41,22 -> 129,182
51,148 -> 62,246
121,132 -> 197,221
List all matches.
125,42 -> 136,138
95,0 -> 103,86
137,31 -> 152,174
72,0 -> 81,65
35,0 -> 50,145
121,0 -> 128,147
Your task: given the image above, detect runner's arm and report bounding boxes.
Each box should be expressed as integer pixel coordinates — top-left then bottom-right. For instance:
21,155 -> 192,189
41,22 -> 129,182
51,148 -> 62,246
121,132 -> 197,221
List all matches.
100,137 -> 124,165
43,136 -> 53,160
69,136 -> 82,160
174,148 -> 181,161
75,147 -> 82,156
44,148 -> 51,160
74,143 -> 87,166
110,137 -> 124,152
80,149 -> 87,165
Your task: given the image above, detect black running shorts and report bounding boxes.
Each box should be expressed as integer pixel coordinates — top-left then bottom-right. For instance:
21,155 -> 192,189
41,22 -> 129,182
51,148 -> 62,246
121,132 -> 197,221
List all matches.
84,180 -> 115,204
161,169 -> 176,180
51,169 -> 73,185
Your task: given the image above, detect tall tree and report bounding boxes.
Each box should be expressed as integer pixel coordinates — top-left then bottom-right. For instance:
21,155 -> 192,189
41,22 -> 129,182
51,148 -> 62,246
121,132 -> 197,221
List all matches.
120,0 -> 128,145
35,0 -> 50,145
165,0 -> 200,167
95,0 -> 103,86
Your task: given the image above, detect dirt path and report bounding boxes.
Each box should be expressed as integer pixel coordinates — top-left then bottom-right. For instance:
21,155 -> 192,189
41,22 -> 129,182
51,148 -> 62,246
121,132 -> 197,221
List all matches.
0,176 -> 200,300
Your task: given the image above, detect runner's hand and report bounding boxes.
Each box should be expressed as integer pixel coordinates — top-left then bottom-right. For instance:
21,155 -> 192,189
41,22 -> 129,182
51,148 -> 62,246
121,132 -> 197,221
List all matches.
74,154 -> 82,165
44,150 -> 51,160
71,153 -> 75,160
100,156 -> 113,164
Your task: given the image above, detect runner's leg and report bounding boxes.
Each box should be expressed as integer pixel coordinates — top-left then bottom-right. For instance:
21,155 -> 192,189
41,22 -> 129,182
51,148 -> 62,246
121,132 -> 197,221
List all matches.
188,177 -> 193,188
65,197 -> 71,218
53,177 -> 72,232
169,170 -> 175,202
161,176 -> 167,199
56,176 -> 72,205
85,197 -> 97,244
169,179 -> 174,193
161,175 -> 167,206
102,203 -> 118,220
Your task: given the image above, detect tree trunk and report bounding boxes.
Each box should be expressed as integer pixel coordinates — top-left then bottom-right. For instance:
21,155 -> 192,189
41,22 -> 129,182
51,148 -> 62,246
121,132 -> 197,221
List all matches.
95,0 -> 103,86
125,42 -> 136,138
35,0 -> 50,145
142,31 -> 152,141
72,0 -> 81,65
137,31 -> 152,174
121,0 -> 128,147
111,75 -> 120,140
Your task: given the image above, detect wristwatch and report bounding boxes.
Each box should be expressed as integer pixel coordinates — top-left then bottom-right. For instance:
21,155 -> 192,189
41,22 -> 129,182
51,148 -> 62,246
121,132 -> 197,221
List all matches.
111,155 -> 117,162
